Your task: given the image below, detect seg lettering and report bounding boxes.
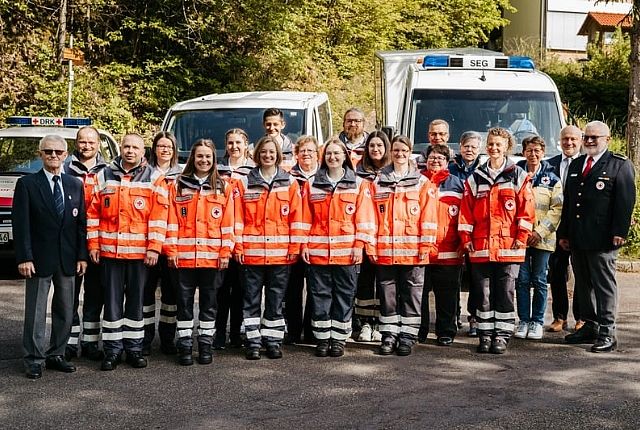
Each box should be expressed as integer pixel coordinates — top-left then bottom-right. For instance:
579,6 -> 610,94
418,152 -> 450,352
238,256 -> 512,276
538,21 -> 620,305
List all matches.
470,59 -> 489,68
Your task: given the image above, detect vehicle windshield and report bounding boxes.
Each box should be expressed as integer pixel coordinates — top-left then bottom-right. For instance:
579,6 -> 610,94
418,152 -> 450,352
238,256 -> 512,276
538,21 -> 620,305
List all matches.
167,108 -> 306,162
0,137 -> 76,174
410,89 -> 564,158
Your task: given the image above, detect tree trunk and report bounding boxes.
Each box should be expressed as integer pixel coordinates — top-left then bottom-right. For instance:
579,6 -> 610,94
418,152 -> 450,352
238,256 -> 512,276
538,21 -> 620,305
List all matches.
627,1 -> 640,170
57,0 -> 68,71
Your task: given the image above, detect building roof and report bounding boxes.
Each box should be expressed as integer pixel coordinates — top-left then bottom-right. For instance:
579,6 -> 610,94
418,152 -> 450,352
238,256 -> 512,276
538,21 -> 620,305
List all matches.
578,12 -> 632,35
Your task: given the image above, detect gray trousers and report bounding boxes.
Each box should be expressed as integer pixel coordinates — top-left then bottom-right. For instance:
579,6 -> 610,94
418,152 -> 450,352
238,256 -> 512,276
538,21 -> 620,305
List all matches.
570,249 -> 618,336
23,272 -> 75,367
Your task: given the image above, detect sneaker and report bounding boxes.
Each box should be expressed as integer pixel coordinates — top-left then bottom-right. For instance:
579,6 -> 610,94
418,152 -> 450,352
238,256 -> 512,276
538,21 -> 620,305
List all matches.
527,322 -> 544,340
514,321 -> 529,339
357,324 -> 373,342
371,328 -> 382,342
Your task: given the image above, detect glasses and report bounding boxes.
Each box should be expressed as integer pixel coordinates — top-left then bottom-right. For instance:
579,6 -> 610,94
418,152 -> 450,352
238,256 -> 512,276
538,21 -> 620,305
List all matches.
427,155 -> 447,162
298,149 -> 317,154
41,149 -> 66,156
524,148 -> 544,155
582,135 -> 606,142
345,119 -> 364,124
156,145 -> 174,151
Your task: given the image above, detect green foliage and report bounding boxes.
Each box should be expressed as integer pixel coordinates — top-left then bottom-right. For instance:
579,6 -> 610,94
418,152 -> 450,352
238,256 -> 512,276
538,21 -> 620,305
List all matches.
542,28 -> 630,135
1,0 -> 511,136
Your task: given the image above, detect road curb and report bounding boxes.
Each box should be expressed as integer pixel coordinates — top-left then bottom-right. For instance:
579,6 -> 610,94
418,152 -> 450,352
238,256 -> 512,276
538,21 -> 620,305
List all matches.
617,259 -> 640,273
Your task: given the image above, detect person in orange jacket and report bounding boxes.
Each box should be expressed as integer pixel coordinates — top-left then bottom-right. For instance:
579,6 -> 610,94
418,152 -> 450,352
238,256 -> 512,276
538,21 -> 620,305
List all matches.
285,135 -> 320,345
458,127 -> 535,354
234,136 -> 305,360
215,128 -> 255,349
370,135 -> 438,356
63,126 -> 109,361
165,139 -> 234,366
87,133 -> 169,371
142,131 -> 183,356
353,131 -> 391,343
301,138 -> 376,358
418,143 -> 465,346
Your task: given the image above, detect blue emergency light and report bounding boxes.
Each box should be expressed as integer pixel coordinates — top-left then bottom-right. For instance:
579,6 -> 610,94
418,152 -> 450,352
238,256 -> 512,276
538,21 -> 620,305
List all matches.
422,54 -> 535,70
6,116 -> 92,127
507,56 -> 535,70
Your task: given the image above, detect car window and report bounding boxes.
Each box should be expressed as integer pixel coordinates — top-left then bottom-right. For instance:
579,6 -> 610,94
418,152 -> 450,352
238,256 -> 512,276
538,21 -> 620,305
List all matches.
0,137 -> 76,174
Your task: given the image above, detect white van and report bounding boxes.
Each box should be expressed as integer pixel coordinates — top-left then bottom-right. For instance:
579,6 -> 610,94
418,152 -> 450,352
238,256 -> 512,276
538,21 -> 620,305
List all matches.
161,91 -> 333,161
374,48 -> 566,157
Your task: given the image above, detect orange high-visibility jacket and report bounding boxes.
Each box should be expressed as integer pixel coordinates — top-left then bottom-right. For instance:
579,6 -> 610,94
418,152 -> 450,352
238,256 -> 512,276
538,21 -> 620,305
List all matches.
164,175 -> 234,269
422,169 -> 465,265
458,159 -> 535,263
87,158 -> 169,260
301,167 -> 376,265
370,165 -> 438,265
234,167 -> 304,265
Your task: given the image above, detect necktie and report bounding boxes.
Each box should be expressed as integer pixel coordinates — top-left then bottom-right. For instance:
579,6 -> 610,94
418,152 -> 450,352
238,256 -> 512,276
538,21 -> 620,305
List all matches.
582,156 -> 594,177
53,175 -> 64,217
561,157 -> 570,184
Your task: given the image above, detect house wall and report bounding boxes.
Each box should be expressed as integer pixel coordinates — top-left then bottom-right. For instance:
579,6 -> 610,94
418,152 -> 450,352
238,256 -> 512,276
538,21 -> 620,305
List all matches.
503,0 -> 632,57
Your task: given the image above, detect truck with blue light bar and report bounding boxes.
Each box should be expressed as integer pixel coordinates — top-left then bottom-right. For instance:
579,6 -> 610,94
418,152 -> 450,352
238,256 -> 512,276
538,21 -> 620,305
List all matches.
374,48 -> 566,158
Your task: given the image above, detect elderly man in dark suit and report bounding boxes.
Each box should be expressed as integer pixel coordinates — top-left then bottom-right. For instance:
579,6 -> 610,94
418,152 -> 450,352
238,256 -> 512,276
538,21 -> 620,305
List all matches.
546,125 -> 583,333
12,134 -> 88,379
557,121 -> 636,353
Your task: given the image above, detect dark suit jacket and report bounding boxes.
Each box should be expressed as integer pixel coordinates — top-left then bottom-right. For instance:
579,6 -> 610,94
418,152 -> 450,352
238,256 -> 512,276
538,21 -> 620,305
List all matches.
12,170 -> 88,277
546,154 -> 562,177
557,150 -> 636,251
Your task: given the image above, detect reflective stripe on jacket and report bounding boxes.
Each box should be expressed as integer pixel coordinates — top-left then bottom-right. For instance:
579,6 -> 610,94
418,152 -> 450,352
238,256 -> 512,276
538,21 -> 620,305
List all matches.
234,167 -> 304,265
458,159 -> 535,263
301,167 -> 376,265
164,175 -> 234,268
87,157 -> 169,259
371,165 -> 438,265
422,169 -> 464,265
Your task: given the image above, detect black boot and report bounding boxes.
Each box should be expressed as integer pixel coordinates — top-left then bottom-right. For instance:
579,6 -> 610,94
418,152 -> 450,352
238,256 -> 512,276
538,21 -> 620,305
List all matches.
178,348 -> 193,366
198,344 -> 213,365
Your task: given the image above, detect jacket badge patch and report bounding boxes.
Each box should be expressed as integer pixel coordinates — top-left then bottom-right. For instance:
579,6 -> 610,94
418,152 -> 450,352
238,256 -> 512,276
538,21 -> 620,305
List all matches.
345,204 -> 355,215
504,199 -> 516,211
134,198 -> 145,210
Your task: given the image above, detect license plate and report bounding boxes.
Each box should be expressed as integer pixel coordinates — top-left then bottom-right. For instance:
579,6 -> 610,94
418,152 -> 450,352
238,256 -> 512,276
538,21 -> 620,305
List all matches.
0,232 -> 8,243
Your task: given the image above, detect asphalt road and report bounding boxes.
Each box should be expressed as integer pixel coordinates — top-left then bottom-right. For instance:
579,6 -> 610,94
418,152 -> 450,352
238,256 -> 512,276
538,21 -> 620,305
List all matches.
1,270 -> 639,429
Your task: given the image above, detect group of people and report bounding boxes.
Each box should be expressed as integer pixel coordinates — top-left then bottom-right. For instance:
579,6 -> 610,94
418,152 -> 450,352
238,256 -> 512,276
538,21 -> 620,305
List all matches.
13,107 -> 636,380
